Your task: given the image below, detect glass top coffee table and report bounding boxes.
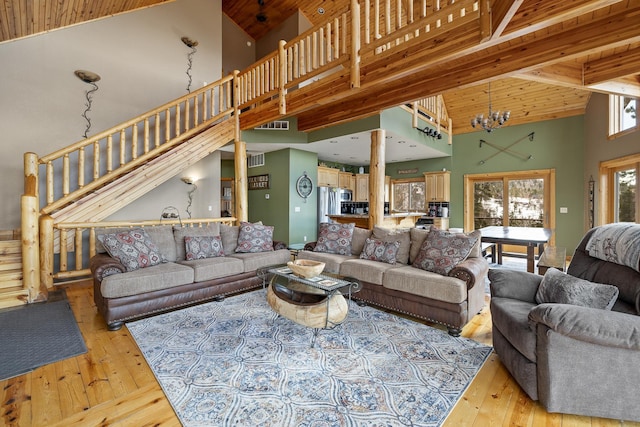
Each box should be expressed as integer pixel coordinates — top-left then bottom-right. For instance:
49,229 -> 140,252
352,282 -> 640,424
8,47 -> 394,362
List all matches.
259,265 -> 361,346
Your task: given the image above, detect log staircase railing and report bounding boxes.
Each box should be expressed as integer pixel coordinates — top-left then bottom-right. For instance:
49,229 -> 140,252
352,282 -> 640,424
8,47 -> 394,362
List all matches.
17,0 -> 475,305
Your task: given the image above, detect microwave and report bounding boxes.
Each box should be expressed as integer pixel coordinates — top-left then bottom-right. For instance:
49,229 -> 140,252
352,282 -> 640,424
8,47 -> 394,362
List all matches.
339,189 -> 352,201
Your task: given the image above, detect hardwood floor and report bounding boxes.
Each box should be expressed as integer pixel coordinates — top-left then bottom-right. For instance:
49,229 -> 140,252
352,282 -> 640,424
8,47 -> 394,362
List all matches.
1,277 -> 637,427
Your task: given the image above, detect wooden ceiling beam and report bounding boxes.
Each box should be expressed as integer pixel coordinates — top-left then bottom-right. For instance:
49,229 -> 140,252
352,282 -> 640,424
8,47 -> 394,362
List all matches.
517,64 -> 584,88
583,45 -> 640,85
490,0 -> 524,39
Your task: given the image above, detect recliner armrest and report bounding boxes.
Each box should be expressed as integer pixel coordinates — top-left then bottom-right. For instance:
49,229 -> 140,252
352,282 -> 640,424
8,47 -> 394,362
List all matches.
489,268 -> 542,303
90,253 -> 126,283
448,257 -> 489,290
529,303 -> 640,350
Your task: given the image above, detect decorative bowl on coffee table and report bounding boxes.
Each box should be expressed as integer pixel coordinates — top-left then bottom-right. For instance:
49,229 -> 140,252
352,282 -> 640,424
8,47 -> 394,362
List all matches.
287,259 -> 325,278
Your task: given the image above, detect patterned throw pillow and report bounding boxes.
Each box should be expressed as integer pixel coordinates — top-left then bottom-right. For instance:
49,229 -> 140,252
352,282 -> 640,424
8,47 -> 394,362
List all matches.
359,237 -> 400,264
184,235 -> 225,260
97,228 -> 164,272
413,226 -> 480,275
235,222 -> 274,253
314,222 -> 355,255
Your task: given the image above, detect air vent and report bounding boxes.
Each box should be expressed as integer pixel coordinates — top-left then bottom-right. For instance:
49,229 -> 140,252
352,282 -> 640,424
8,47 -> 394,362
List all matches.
247,153 -> 265,168
254,120 -> 289,130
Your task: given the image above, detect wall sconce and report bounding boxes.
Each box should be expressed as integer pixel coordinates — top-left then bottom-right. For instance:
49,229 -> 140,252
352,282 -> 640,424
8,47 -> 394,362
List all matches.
181,177 -> 197,218
74,70 -> 101,138
181,37 -> 199,93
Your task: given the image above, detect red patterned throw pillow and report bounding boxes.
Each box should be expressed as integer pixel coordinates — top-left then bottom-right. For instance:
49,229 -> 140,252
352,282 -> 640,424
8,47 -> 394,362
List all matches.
97,228 -> 164,272
413,226 -> 480,275
184,235 -> 225,260
235,222 -> 274,253
314,222 -> 355,255
359,237 -> 400,264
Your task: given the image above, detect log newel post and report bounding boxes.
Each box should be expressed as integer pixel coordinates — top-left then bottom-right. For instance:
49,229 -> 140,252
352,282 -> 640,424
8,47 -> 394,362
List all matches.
350,0 -> 361,89
234,140 -> 248,224
39,215 -> 54,290
278,40 -> 287,114
23,152 -> 45,302
368,129 -> 385,229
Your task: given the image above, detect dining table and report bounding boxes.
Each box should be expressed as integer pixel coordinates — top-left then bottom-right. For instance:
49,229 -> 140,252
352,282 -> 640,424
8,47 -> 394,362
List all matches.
478,226 -> 552,273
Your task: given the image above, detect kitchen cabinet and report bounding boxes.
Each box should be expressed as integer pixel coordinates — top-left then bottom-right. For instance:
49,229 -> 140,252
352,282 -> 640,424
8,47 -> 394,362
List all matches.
355,174 -> 369,202
317,166 -> 339,187
424,171 -> 450,202
339,171 -> 354,190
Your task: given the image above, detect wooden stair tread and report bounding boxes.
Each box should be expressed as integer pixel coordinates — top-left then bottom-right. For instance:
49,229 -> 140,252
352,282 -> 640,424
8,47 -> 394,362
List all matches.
0,287 -> 29,308
0,240 -> 21,255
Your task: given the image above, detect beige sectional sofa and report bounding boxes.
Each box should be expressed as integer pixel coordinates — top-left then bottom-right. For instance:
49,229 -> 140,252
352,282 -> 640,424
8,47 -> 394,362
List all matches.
90,222 -> 290,330
299,225 -> 489,335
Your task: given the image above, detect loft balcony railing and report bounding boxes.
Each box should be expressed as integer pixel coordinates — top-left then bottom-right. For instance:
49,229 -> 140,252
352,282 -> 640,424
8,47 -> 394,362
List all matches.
21,0 -> 479,301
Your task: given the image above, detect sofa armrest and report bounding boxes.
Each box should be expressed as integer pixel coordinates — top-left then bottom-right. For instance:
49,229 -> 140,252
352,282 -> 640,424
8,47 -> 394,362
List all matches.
529,303 -> 640,350
489,268 -> 542,303
273,240 -> 287,250
90,254 -> 126,283
304,241 -> 317,251
448,257 -> 489,290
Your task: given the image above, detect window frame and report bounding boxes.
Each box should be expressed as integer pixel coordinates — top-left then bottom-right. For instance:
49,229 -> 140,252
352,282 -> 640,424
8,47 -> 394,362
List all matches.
608,94 -> 638,140
599,153 -> 640,224
390,177 -> 425,213
463,169 -> 556,242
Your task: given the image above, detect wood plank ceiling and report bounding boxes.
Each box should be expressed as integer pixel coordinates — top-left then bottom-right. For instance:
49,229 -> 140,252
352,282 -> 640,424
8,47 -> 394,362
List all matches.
2,0 -> 639,135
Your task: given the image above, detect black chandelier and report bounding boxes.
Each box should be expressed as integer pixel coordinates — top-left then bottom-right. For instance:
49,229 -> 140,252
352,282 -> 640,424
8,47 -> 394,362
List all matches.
470,82 -> 510,132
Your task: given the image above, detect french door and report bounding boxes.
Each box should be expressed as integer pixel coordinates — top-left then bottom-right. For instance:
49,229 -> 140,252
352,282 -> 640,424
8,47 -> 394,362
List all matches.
463,169 -> 555,233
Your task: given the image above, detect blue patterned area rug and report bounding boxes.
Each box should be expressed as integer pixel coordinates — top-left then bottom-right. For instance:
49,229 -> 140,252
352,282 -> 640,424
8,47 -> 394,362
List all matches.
128,290 -> 492,427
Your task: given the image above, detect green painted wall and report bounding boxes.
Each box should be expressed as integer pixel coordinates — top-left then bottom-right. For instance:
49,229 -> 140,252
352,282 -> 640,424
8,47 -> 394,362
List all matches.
246,148 -> 318,245
388,116 -> 585,251
380,107 -> 452,158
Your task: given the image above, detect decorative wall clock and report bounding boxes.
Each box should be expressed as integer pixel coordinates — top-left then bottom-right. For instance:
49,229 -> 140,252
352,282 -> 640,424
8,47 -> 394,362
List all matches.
296,171 -> 313,202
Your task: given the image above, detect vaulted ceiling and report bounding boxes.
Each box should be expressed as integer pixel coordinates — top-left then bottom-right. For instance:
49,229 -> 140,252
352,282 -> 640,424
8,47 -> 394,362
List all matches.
2,0 -> 639,135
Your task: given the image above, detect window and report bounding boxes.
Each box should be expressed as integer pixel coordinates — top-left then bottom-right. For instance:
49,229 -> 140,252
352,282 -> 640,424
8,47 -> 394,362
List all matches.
600,154 -> 639,224
464,169 -> 554,232
392,179 -> 425,212
609,94 -> 638,138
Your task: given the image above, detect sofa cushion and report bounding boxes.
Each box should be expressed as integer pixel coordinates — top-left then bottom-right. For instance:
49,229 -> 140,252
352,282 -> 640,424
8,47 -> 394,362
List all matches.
340,258 -> 401,286
185,235 -> 225,260
173,223 -> 221,261
228,249 -> 291,272
413,227 -> 480,275
98,228 -> 165,272
178,256 -> 244,282
298,250 -> 355,274
536,268 -> 619,310
359,237 -> 400,264
383,265 -> 468,304
235,222 -> 274,253
490,297 -> 538,362
314,222 -> 355,255
351,227 -> 373,255
409,227 -> 430,264
96,225 -> 176,262
372,226 -> 411,264
220,224 -> 240,254
100,262 -> 194,298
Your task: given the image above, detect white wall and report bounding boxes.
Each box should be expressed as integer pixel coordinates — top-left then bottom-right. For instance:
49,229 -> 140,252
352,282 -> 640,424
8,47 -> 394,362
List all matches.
0,0 -> 223,229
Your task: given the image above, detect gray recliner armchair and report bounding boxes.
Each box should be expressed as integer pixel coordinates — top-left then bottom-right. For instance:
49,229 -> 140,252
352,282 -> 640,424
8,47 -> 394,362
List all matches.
489,225 -> 640,421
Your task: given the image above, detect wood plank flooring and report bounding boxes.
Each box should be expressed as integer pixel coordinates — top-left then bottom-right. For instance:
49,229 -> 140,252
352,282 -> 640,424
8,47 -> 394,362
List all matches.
1,276 -> 638,427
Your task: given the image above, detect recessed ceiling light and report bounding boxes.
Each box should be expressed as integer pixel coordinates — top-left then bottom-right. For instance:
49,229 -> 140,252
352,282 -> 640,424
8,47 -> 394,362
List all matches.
398,140 -> 406,144
409,144 -> 416,148
329,140 -> 338,143
318,7 -> 325,14
333,153 -> 339,156
350,136 -> 359,139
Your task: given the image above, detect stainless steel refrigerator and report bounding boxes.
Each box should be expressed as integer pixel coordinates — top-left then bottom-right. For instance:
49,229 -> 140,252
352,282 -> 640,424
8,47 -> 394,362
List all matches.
317,186 -> 340,224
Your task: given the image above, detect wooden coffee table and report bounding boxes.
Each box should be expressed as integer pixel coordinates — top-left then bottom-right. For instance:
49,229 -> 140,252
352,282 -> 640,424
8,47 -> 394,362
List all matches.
261,265 -> 360,346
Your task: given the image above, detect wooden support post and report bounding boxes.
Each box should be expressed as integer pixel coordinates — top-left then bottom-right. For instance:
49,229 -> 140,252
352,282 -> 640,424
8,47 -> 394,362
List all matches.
278,40 -> 287,114
350,0 -> 361,88
22,195 -> 45,302
234,140 -> 248,224
368,129 -> 386,229
39,215 -> 54,290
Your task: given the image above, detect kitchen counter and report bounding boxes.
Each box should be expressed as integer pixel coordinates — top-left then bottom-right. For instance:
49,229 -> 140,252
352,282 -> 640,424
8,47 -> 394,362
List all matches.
328,212 -> 425,229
